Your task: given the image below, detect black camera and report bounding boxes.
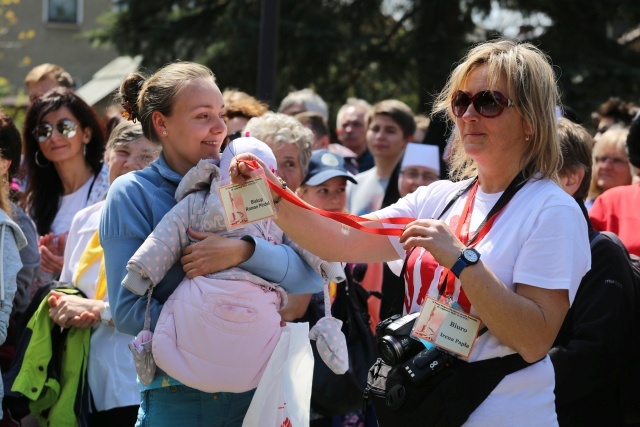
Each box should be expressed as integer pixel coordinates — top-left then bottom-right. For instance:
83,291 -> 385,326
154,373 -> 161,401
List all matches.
376,313 -> 424,366
401,346 -> 456,384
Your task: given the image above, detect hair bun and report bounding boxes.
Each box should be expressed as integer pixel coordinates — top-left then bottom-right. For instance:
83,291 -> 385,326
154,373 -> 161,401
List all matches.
120,73 -> 145,123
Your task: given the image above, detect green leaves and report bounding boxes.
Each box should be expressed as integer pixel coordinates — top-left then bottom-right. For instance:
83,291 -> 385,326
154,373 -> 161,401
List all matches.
89,0 -> 640,126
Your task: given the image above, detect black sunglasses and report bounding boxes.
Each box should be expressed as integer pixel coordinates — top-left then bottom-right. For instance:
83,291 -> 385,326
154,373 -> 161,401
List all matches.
32,119 -> 78,143
452,90 -> 514,118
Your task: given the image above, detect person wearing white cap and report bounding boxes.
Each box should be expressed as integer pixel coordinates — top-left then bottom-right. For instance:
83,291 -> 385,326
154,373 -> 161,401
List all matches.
398,143 -> 441,197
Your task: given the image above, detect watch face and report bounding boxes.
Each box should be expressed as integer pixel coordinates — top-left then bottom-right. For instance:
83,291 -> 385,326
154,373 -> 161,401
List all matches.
463,248 -> 479,263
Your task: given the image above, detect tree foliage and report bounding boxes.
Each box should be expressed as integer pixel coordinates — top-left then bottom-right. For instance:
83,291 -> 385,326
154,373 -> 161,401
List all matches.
491,0 -> 640,124
88,0 -> 640,127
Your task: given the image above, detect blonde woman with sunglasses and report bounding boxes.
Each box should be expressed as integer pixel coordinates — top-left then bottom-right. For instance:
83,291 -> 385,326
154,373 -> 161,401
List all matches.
231,39 -> 591,426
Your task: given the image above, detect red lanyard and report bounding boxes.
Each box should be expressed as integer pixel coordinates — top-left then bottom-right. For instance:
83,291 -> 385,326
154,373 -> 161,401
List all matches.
455,180 -> 504,246
455,180 -> 478,245
437,181 -> 489,311
436,175 -> 526,312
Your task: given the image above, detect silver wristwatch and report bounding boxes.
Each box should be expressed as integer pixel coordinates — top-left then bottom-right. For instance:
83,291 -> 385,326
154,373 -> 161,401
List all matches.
100,301 -> 112,325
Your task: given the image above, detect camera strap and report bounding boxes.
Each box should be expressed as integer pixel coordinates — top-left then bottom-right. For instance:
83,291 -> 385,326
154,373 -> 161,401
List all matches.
436,171 -> 528,243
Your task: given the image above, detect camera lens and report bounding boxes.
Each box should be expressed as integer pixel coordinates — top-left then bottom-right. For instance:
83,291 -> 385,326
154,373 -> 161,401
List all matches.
378,336 -> 404,365
378,335 -> 424,365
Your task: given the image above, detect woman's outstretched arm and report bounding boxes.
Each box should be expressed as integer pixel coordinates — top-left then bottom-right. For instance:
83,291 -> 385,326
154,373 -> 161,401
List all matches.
230,154 -> 399,264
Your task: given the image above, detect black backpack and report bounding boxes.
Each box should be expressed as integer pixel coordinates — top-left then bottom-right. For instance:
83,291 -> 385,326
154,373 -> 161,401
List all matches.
592,231 -> 640,424
299,265 -> 378,416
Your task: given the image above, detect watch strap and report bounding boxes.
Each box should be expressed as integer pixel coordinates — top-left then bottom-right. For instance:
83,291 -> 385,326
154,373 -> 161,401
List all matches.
451,257 -> 468,278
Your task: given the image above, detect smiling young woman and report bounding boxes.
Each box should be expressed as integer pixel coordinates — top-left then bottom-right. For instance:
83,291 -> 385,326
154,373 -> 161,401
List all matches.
101,62 -> 321,426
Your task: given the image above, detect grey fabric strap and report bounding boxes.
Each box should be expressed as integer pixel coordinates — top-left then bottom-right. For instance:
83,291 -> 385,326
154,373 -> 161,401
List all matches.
143,285 -> 154,331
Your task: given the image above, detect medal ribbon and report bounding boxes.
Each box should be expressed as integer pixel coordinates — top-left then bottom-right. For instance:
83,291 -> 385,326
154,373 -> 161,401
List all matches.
241,160 -> 415,235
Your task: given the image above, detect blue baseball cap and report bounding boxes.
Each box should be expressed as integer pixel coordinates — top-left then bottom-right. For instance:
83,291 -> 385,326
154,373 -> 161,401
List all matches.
303,149 -> 357,186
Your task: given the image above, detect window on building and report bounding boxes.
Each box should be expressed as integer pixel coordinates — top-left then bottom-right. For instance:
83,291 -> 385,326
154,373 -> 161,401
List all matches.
45,0 -> 83,24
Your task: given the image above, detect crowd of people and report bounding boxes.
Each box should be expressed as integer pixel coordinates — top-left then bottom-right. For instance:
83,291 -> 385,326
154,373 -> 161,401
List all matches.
0,37 -> 637,427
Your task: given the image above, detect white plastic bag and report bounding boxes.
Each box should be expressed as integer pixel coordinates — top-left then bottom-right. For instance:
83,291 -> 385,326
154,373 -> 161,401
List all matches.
243,322 -> 313,427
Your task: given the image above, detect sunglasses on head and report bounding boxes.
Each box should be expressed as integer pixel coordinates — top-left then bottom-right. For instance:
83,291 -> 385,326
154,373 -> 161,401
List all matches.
32,119 -> 78,143
452,90 -> 514,118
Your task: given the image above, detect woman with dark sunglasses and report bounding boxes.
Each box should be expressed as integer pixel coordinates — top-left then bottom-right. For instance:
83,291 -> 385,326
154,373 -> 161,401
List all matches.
231,39 -> 590,426
21,88 -> 109,295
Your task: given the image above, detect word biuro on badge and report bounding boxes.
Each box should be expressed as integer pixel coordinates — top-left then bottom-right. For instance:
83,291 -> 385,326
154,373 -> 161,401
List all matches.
218,173 -> 277,230
411,298 -> 482,359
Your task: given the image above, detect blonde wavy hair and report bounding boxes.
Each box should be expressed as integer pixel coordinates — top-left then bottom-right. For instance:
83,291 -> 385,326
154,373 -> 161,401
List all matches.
433,39 -> 561,182
587,126 -> 632,201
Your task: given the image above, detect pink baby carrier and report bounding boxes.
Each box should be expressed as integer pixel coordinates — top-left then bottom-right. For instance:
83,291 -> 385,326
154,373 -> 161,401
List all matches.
153,276 -> 282,392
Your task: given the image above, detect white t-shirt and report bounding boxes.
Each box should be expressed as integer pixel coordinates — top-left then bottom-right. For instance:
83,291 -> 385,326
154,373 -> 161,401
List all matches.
375,177 -> 591,427
50,176 -> 95,235
60,201 -> 139,411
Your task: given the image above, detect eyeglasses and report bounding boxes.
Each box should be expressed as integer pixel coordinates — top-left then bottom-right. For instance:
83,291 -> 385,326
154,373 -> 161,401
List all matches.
32,119 -> 78,143
594,155 -> 628,166
452,90 -> 514,118
400,168 -> 439,182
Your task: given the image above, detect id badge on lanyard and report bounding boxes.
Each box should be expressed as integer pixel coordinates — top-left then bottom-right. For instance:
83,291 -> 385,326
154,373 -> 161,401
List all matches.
412,297 -> 481,359
218,174 -> 277,230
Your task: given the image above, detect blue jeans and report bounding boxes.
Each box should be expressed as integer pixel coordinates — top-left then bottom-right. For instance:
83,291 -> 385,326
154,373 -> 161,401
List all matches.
135,385 -> 255,427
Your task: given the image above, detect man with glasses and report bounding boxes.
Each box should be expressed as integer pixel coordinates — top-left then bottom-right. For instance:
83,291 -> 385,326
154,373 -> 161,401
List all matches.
398,143 -> 441,198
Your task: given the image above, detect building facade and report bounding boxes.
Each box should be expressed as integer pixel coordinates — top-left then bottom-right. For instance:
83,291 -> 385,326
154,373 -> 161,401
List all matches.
0,0 -> 119,106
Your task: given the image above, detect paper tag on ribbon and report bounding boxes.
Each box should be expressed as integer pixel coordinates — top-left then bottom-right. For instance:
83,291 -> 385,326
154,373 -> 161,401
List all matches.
218,175 -> 276,229
411,297 -> 481,359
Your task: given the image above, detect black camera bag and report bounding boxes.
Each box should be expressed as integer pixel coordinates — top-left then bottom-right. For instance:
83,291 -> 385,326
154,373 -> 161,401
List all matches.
365,352 -> 532,427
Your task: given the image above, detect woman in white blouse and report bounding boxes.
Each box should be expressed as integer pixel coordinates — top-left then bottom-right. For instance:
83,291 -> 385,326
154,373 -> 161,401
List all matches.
47,121 -> 160,426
